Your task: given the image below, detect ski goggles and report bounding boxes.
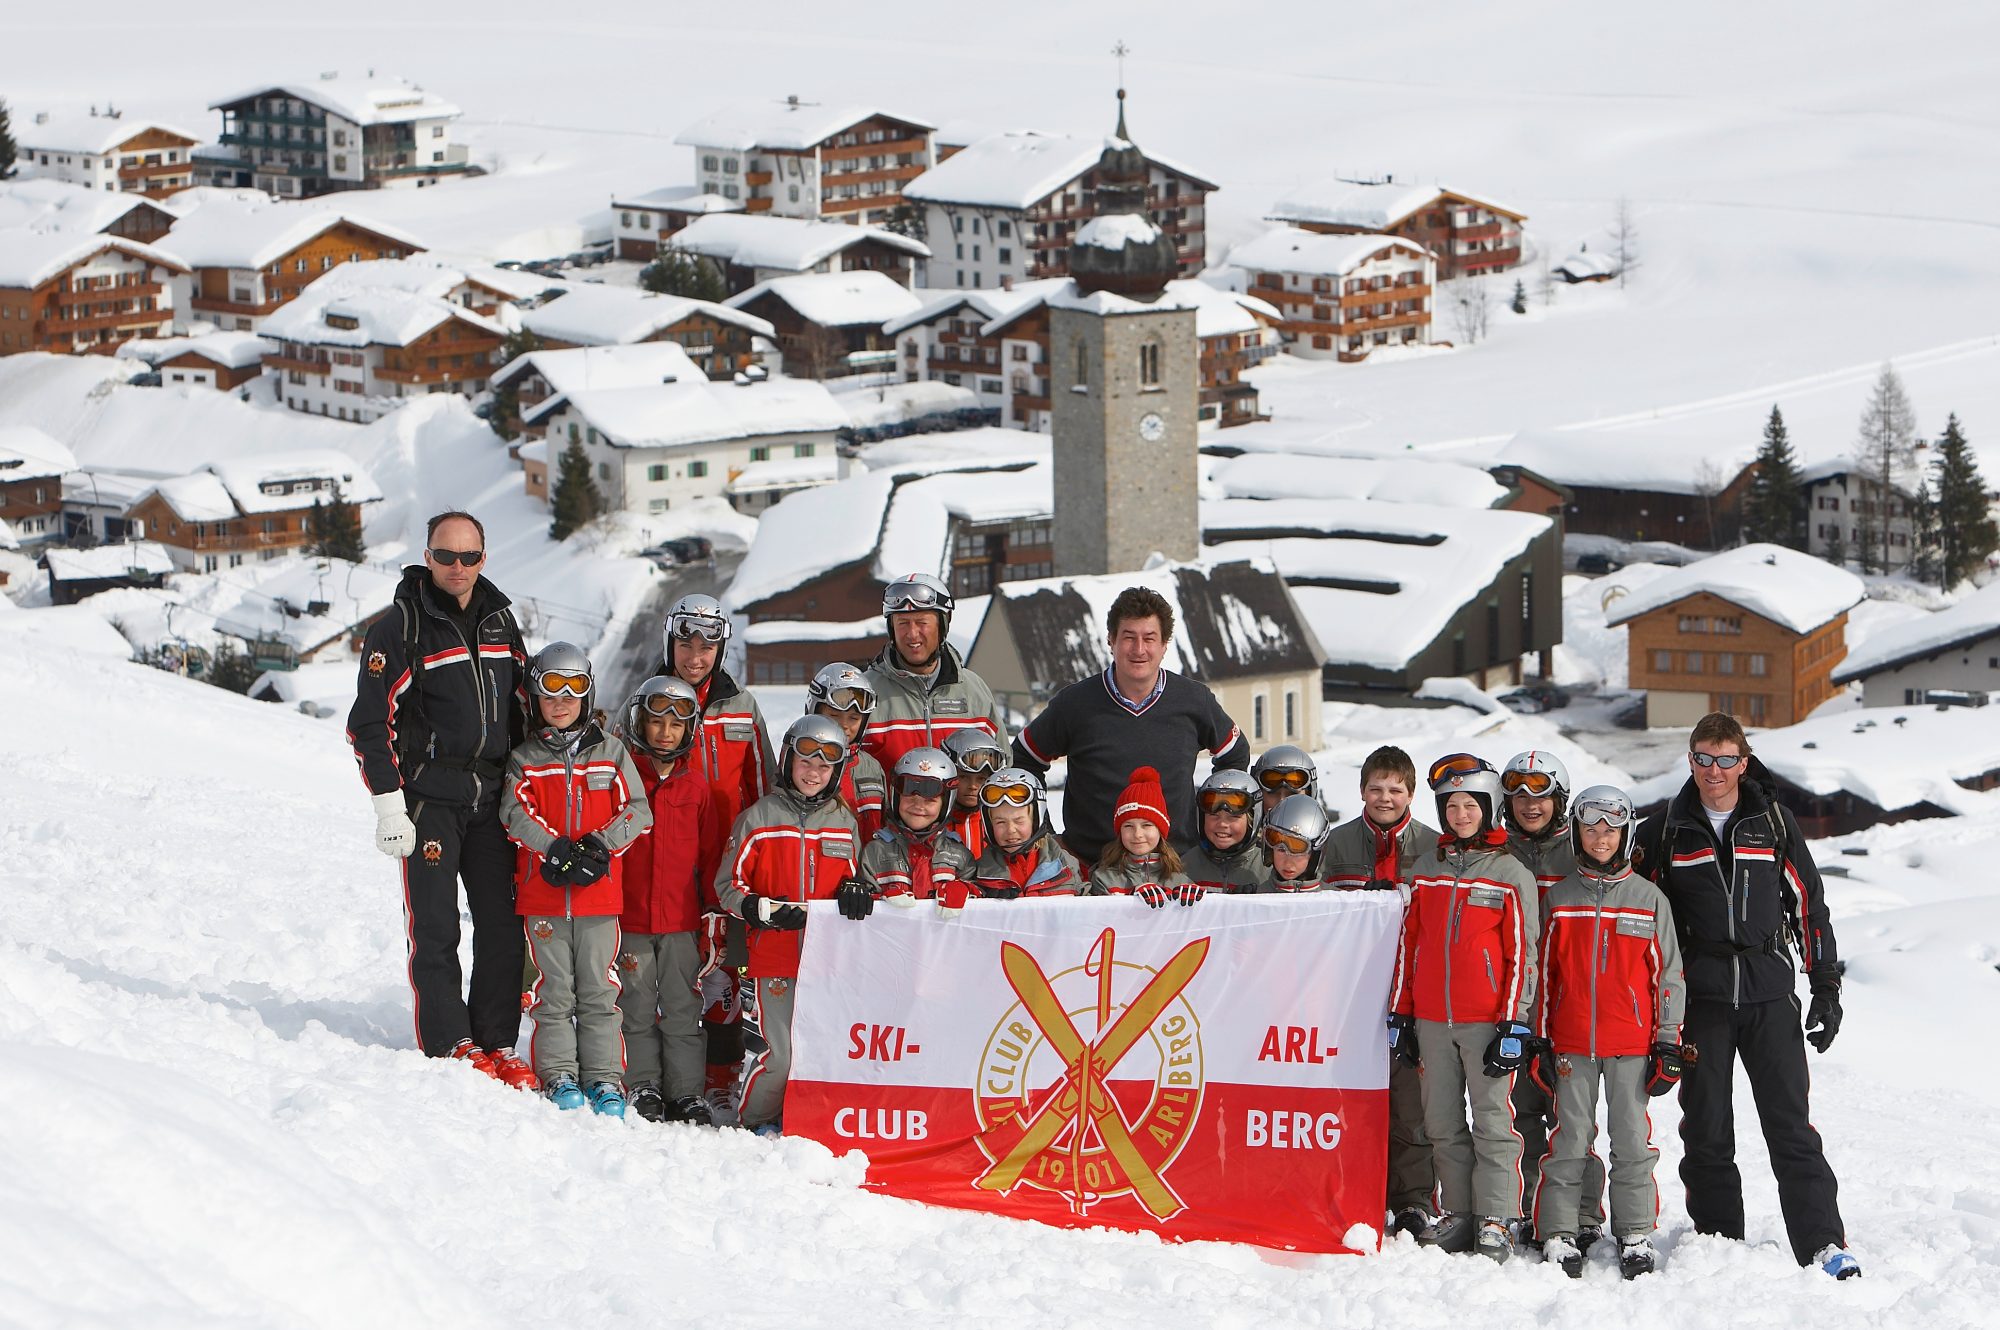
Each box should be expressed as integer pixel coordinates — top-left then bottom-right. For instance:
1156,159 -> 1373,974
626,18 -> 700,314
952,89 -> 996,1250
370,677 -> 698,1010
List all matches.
1572,798 -> 1634,829
1690,752 -> 1745,769
898,775 -> 954,800
534,670 -> 591,697
953,748 -> 1005,775
885,584 -> 951,613
1428,752 -> 1491,787
1198,788 -> 1255,817
1256,768 -> 1313,792
639,692 -> 700,721
980,781 -> 1038,808
668,614 -> 729,643
1501,769 -> 1560,796
791,736 -> 846,764
428,547 -> 485,567
1264,825 -> 1316,856
816,685 -> 875,714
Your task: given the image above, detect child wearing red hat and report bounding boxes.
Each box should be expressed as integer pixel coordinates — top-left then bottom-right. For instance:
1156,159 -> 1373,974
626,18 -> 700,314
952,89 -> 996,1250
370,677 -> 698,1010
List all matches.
1089,766 -> 1199,907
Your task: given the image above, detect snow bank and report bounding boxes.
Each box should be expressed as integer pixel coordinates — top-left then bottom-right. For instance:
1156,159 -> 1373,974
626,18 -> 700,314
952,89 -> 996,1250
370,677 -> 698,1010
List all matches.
1836,582 -> 2000,683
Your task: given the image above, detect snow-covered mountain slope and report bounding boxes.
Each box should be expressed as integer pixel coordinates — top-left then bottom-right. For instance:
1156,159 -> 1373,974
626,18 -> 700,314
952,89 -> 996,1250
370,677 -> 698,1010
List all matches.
5,609 -> 1999,1327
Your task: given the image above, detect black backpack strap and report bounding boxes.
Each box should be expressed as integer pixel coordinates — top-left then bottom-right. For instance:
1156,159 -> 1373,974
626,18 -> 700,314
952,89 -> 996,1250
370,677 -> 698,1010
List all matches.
393,598 -> 432,769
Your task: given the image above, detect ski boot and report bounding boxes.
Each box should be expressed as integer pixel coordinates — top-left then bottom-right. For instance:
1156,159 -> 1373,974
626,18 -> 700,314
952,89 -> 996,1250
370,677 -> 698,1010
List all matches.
628,1084 -> 668,1124
1419,1212 -> 1475,1253
1390,1206 -> 1435,1241
545,1076 -> 587,1111
1815,1245 -> 1861,1280
669,1094 -> 715,1127
484,1048 -> 538,1092
1542,1235 -> 1584,1279
1619,1235 -> 1657,1280
1475,1218 -> 1514,1264
585,1082 -> 626,1118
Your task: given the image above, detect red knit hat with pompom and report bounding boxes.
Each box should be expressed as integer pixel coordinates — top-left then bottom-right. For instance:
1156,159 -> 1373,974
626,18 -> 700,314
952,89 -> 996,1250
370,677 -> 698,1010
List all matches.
1113,766 -> 1171,841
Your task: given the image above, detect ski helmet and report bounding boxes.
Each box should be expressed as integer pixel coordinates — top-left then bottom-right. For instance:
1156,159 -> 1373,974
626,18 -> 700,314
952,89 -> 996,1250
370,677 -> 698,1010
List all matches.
1252,744 -> 1319,800
623,674 -> 700,762
528,640 -> 595,728
776,713 -> 851,804
1263,792 -> 1331,858
1431,763 -> 1506,839
941,728 -> 1008,784
805,661 -> 876,734
1502,750 -> 1572,831
1568,785 -> 1637,876
1196,768 -> 1261,841
889,746 -> 958,838
881,573 -> 954,630
978,766 -> 1048,841
663,592 -> 731,674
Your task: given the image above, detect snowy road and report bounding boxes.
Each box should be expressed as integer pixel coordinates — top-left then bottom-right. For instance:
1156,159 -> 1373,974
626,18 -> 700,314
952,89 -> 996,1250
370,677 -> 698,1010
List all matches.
4,613 -> 1998,1328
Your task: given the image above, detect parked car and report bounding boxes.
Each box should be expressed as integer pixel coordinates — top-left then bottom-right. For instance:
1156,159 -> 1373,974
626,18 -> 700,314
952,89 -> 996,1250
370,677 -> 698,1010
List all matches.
641,536 -> 714,569
1519,681 -> 1570,710
1576,552 -> 1623,574
1497,689 -> 1548,714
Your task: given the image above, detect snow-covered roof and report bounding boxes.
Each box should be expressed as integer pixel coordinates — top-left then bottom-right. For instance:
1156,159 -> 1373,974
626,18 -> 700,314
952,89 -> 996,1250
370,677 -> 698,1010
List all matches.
837,380 -> 980,430
725,470 -> 900,611
1226,227 -> 1429,278
1168,279 -> 1283,340
882,279 -> 1069,337
1075,214 -> 1163,251
1556,251 -> 1619,281
852,428 -> 1049,478
41,542 -> 176,583
1208,452 -> 1509,509
903,130 -> 1216,209
519,284 -> 772,348
670,214 -> 928,271
978,558 -> 1321,686
116,331 -> 274,371
62,468 -> 159,510
141,472 -> 236,522
0,426 -> 82,483
545,378 -> 848,452
0,230 -> 186,288
1202,498 -> 1553,671
1833,582 -> 2000,683
17,112 -> 199,155
498,343 -> 702,416
674,100 -> 932,152
160,201 -> 424,270
1493,428 -> 1756,496
725,453 -> 838,495
1604,544 -> 1864,635
0,179 -> 182,236
875,463 -> 1054,583
1042,280 -> 1202,319
260,286 -> 501,349
209,557 -> 400,651
727,270 -> 924,328
206,451 -> 382,515
741,615 -> 884,645
1267,181 -> 1525,230
210,75 -> 460,127
611,185 -> 743,215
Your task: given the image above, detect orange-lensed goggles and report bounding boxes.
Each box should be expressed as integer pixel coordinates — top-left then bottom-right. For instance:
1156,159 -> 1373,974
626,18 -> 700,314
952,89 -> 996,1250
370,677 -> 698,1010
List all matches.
1256,768 -> 1313,792
980,781 -> 1037,808
640,693 -> 699,720
535,670 -> 591,697
792,736 -> 845,763
1501,769 -> 1558,796
1264,826 -> 1314,856
1199,789 -> 1255,816
1428,753 -> 1490,787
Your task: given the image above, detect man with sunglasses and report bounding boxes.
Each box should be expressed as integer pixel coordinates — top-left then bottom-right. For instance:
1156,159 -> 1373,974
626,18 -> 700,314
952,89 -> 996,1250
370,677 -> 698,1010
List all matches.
862,573 -> 1011,773
347,510 -> 533,1085
1633,712 -> 1857,1279
1012,586 -> 1249,864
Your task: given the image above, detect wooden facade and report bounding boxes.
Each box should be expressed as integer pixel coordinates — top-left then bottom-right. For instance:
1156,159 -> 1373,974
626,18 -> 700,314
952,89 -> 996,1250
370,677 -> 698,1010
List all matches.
1021,166 -> 1212,281
160,348 -> 266,390
126,491 -> 319,568
1563,463 -> 1758,549
114,126 -> 202,197
1292,189 -> 1526,280
187,221 -> 421,324
0,245 -> 183,357
1624,590 -> 1848,729
731,293 -> 897,380
0,474 -> 65,541
533,308 -> 758,379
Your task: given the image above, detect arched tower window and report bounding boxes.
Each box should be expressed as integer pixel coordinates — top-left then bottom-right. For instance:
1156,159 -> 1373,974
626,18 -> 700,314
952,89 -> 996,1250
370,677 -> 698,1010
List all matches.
1139,340 -> 1162,387
1074,339 -> 1089,388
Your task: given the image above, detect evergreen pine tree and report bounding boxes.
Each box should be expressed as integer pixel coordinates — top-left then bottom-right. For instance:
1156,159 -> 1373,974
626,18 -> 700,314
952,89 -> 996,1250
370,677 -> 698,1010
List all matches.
1934,412 -> 2000,588
488,329 -> 541,440
640,249 -> 727,302
206,640 -> 263,695
0,98 -> 17,179
1510,278 -> 1527,315
1742,405 -> 1806,550
549,437 -> 604,540
1908,473 -> 1940,586
309,482 -> 366,562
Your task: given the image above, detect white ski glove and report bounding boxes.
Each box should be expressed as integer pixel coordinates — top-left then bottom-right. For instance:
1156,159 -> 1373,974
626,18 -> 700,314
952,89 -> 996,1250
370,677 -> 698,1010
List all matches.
372,790 -> 417,858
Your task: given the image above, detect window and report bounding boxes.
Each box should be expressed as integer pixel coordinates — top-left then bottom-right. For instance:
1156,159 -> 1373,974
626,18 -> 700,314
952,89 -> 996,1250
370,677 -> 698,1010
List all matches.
1746,694 -> 1768,725
1284,690 -> 1297,739
723,157 -> 738,174
1749,654 -> 1769,677
703,155 -> 718,171
998,247 -> 1011,264
1687,652 -> 1704,674
647,464 -> 668,482
722,184 -> 738,200
686,460 -> 708,478
998,220 -> 1011,237
1074,341 -> 1088,390
794,443 -> 815,458
788,185 -> 800,202
433,126 -> 445,138
597,462 -> 611,481
1139,341 -> 1162,387
749,445 -> 770,462
1716,652 -> 1735,675
1252,693 -> 1267,741
1653,649 -> 1673,673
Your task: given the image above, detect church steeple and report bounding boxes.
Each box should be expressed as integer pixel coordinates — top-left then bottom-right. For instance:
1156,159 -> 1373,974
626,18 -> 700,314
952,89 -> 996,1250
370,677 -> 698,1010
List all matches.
1067,85 -> 1180,301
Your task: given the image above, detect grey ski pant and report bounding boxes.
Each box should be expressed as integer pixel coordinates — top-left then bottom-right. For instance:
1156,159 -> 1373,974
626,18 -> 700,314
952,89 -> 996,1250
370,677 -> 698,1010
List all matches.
1416,1019 -> 1524,1220
1515,1070 -> 1607,1226
739,977 -> 797,1130
525,915 -> 624,1086
617,930 -> 704,1099
1535,1053 -> 1658,1241
1388,1057 -> 1436,1213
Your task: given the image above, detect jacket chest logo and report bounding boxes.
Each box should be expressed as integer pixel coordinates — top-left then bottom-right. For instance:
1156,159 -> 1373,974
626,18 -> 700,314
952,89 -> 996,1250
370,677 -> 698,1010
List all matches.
933,697 -> 969,716
822,839 -> 854,861
1465,886 -> 1506,909
723,722 -> 754,741
586,771 -> 616,790
1614,914 -> 1654,937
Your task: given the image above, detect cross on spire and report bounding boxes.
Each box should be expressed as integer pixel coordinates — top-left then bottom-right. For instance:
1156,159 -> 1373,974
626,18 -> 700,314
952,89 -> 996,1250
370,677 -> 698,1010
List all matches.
1112,40 -> 1132,140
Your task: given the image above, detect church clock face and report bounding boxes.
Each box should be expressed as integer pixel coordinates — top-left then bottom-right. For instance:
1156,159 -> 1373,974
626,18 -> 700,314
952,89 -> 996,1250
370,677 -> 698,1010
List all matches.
1138,411 -> 1166,443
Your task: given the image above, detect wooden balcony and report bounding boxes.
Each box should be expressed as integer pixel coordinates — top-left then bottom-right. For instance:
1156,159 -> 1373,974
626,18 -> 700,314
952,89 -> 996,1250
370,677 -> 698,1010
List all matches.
928,355 -> 998,374
822,135 -> 927,162
1456,247 -> 1522,271
1341,284 -> 1430,309
819,162 -> 925,190
745,170 -> 774,186
266,352 -> 333,375
1455,220 -> 1503,242
1344,311 -> 1430,336
46,305 -> 165,334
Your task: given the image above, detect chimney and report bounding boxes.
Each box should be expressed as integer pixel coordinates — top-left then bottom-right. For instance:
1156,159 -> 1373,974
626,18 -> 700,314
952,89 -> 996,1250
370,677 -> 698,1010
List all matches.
35,111 -> 48,125
786,94 -> 800,108
1000,275 -> 1013,291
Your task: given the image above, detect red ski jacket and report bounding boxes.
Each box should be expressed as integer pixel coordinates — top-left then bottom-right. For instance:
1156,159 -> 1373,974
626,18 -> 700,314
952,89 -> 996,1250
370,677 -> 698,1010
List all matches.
620,757 -> 724,936
502,723 -> 652,918
713,789 -> 860,979
1537,866 -> 1686,1057
1392,834 -> 1540,1025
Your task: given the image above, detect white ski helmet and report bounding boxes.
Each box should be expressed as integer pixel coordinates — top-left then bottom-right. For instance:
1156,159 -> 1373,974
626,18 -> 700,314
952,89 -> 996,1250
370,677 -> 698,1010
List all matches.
1432,763 -> 1506,838
777,714 -> 851,803
623,674 -> 700,762
805,662 -> 876,725
1196,769 -> 1261,834
1263,793 -> 1332,857
978,766 -> 1048,839
662,592 -> 731,670
528,640 -> 595,727
881,573 -> 954,630
1568,784 -> 1637,875
1502,749 -> 1573,829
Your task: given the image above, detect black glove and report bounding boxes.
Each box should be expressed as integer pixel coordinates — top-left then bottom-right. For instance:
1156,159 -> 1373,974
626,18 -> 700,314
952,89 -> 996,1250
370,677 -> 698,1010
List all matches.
979,884 -> 1022,901
1482,1020 -> 1534,1077
741,895 -> 808,930
1529,1041 -> 1559,1097
1366,878 -> 1400,893
836,878 -> 876,921
1645,1043 -> 1686,1096
541,836 -> 583,887
567,834 -> 612,886
1805,962 -> 1845,1053
1387,1013 -> 1420,1068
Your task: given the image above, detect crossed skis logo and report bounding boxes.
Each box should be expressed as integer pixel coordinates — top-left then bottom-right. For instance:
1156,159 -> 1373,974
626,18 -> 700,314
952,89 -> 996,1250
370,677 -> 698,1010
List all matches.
971,927 -> 1208,1219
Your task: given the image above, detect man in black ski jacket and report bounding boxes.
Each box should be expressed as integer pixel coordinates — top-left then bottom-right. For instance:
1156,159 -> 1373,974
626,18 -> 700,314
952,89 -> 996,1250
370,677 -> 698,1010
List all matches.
1634,711 -> 1858,1277
347,511 -> 533,1085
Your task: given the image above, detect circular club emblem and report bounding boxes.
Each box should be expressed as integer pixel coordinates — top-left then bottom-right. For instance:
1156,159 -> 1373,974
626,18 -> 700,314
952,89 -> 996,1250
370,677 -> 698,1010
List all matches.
971,930 -> 1206,1218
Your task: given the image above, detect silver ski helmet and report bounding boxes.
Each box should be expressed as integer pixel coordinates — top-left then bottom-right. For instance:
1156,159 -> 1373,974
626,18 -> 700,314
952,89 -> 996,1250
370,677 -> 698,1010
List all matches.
663,592 -> 731,679
1432,763 -> 1505,839
777,713 -> 851,804
881,572 -> 954,630
978,765 -> 1048,841
1252,744 -> 1319,802
1502,749 -> 1573,831
528,640 -> 595,728
890,745 -> 958,836
1196,768 -> 1261,845
1263,792 -> 1331,857
805,661 -> 876,734
1569,784 -> 1637,876
942,727 -> 1008,784
624,674 -> 701,762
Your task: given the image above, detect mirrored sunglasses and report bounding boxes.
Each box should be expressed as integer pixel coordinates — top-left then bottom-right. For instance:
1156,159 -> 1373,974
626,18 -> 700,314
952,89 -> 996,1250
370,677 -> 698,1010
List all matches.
885,584 -> 948,611
429,547 -> 484,567
1199,789 -> 1255,816
1502,769 -> 1558,796
954,749 -> 1003,775
535,670 -> 590,697
1691,752 -> 1744,769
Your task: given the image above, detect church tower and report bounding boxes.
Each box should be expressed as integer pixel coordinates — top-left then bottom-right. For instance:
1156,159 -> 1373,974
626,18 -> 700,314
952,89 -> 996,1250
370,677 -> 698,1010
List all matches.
1050,89 -> 1200,578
